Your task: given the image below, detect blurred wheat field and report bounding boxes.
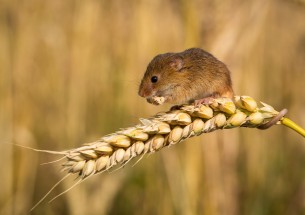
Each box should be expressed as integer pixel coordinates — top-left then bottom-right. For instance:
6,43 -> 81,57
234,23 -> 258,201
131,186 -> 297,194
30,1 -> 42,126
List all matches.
1,0 -> 305,214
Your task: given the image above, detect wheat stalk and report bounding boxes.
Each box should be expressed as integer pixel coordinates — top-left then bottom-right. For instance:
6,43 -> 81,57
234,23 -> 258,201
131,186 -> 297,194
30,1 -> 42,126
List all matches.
29,95 -> 305,210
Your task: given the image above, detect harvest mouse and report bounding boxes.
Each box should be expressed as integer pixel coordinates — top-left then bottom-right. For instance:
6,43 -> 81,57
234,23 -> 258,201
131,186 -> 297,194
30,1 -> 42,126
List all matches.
138,48 -> 234,105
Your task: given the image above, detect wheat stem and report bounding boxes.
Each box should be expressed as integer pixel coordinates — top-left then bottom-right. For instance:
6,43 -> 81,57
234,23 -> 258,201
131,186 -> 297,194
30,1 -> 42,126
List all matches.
281,117 -> 305,137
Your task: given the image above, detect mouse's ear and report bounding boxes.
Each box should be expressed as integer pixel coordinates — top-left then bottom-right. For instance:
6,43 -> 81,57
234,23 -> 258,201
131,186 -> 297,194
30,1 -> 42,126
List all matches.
170,57 -> 184,71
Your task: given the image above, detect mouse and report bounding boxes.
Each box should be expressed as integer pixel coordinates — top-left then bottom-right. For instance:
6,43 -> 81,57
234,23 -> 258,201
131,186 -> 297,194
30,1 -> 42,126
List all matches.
138,48 -> 234,106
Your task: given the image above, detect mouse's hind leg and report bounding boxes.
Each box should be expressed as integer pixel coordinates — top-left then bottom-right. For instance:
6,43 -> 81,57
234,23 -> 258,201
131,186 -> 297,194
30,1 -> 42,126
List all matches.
194,93 -> 221,106
194,97 -> 214,106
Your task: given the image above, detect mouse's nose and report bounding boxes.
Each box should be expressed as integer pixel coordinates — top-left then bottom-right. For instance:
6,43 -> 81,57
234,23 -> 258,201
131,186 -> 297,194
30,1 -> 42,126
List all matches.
138,87 -> 145,97
138,87 -> 151,98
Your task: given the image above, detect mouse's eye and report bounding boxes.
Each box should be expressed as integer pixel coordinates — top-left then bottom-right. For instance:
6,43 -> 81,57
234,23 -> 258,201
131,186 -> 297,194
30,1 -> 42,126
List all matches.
151,76 -> 158,83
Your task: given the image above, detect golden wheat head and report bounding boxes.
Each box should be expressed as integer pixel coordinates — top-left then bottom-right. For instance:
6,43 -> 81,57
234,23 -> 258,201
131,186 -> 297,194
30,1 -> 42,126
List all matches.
59,95 -> 302,179
28,95 -> 305,210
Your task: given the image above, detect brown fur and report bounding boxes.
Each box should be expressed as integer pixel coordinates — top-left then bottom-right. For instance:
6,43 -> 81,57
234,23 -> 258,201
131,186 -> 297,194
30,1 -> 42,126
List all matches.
138,48 -> 234,105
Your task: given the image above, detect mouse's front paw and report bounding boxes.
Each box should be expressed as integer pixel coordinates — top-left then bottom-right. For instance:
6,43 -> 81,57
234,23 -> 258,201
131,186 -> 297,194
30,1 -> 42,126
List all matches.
147,96 -> 165,105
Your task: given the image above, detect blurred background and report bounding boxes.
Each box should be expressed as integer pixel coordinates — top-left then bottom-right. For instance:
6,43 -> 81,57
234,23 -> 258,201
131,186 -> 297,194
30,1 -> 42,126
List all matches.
1,0 -> 305,214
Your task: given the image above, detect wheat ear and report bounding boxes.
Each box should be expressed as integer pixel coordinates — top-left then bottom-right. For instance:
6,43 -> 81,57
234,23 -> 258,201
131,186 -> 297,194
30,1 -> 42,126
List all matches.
58,95 -> 304,177
30,95 -> 305,210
